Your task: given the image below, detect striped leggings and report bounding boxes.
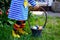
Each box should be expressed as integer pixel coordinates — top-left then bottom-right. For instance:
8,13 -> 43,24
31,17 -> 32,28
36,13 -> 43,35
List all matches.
14,21 -> 26,31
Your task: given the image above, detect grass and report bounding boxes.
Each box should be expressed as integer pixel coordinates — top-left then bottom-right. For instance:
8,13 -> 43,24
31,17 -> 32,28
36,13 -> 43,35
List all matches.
0,14 -> 60,40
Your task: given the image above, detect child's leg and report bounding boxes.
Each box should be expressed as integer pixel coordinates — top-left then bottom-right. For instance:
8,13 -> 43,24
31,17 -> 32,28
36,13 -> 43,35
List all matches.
12,22 -> 20,38
13,20 -> 28,35
14,21 -> 25,31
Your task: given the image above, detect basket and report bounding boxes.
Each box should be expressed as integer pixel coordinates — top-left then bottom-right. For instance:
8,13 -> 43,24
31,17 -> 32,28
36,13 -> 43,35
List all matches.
28,6 -> 47,37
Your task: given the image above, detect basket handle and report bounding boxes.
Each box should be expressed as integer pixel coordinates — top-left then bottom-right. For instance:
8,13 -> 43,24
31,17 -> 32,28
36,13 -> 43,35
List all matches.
28,6 -> 47,28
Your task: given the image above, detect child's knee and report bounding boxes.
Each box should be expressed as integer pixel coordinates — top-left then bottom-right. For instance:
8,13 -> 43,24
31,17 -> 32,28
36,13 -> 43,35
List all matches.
16,21 -> 26,28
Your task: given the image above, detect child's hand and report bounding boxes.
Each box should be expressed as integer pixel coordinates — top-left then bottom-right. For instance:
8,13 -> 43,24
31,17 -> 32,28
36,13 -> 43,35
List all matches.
33,5 -> 40,10
34,5 -> 40,9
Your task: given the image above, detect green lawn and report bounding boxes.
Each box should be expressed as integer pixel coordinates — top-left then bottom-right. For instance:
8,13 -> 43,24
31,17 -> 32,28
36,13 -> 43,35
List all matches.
0,15 -> 60,40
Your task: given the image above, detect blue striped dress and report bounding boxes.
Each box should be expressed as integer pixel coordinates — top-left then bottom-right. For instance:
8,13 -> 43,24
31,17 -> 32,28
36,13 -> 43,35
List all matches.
8,0 -> 36,21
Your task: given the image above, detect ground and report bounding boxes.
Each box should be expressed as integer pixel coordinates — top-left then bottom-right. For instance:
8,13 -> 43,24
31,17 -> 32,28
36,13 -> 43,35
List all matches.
0,11 -> 60,40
